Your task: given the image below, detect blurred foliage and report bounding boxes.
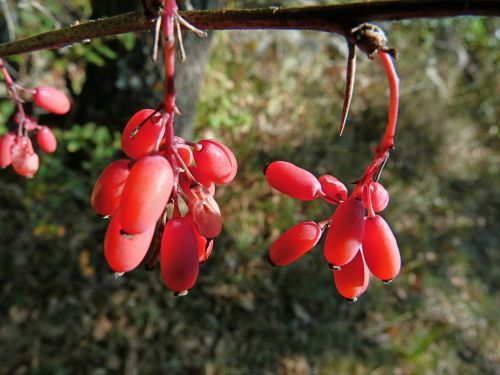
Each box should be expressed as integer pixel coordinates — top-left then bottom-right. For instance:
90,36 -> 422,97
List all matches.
0,1 -> 499,374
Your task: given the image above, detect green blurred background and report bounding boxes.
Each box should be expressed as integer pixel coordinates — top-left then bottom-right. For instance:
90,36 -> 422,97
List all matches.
0,1 -> 499,374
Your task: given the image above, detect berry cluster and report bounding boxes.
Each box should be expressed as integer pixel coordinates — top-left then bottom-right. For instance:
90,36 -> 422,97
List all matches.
265,51 -> 400,302
91,0 -> 237,295
0,58 -> 70,177
91,110 -> 236,294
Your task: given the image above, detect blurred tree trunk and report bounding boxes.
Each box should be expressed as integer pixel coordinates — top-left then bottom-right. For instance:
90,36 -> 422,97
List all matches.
76,0 -> 222,138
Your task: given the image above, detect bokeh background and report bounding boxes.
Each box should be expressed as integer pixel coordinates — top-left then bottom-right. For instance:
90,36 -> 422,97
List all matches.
0,1 -> 499,374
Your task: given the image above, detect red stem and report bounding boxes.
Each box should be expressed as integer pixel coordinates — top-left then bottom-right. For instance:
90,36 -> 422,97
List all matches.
352,51 -> 399,199
0,58 -> 27,136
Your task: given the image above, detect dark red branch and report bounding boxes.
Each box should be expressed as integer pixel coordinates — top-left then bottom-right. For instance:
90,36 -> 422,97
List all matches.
0,1 -> 498,57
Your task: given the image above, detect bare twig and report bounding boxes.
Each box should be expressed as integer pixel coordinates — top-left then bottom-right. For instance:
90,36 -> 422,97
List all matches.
0,1 -> 497,57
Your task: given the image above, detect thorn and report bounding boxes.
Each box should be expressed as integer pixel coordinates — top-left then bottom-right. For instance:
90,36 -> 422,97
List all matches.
176,13 -> 207,39
113,272 -> 125,279
151,15 -> 162,63
339,42 -> 356,136
175,17 -> 186,62
344,296 -> 358,303
174,106 -> 182,115
98,214 -> 111,219
382,278 -> 394,284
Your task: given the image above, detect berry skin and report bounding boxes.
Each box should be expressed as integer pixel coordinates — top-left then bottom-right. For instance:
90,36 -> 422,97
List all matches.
269,221 -> 322,266
36,126 -> 57,153
333,250 -> 370,301
324,197 -> 365,267
33,86 -> 71,115
363,182 -> 389,213
265,161 -> 321,201
161,217 -> 200,293
118,155 -> 174,234
91,159 -> 131,217
193,139 -> 237,184
121,109 -> 163,159
176,143 -> 194,166
318,175 -> 348,204
104,214 -> 155,273
11,136 -> 39,178
362,215 -> 400,282
0,132 -> 15,168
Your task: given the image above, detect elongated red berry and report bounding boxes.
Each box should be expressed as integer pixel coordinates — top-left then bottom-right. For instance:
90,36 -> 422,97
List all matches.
118,155 -> 174,234
36,126 -> 57,153
265,161 -> 321,201
91,159 -> 131,216
161,217 -> 199,293
0,132 -> 15,168
11,137 -> 39,178
319,175 -> 347,204
269,221 -> 322,266
121,109 -> 162,159
193,139 -> 237,184
33,86 -> 70,115
363,182 -> 389,213
362,215 -> 400,282
324,197 -> 365,267
333,250 -> 369,301
104,214 -> 155,272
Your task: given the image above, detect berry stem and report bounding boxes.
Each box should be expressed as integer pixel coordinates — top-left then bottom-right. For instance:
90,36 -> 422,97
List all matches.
0,58 -> 27,136
352,51 -> 399,199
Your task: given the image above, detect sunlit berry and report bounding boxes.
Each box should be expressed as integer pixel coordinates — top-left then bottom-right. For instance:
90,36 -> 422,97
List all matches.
193,139 -> 237,184
91,159 -> 131,217
265,161 -> 320,201
269,221 -> 322,266
160,217 -> 200,293
121,109 -> 163,159
324,197 -> 365,267
118,155 -> 174,234
104,214 -> 155,273
362,215 -> 400,282
333,250 -> 369,301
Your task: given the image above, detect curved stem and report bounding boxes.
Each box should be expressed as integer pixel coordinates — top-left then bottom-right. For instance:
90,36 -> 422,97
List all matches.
0,1 -> 498,57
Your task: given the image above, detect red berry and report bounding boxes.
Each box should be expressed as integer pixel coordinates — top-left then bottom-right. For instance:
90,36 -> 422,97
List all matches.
265,161 -> 321,201
36,126 -> 57,153
318,175 -> 347,204
324,197 -> 365,267
104,214 -> 155,273
363,182 -> 389,213
333,250 -> 370,301
11,136 -> 39,178
121,109 -> 163,159
362,215 -> 400,282
91,159 -> 131,217
33,86 -> 71,115
118,155 -> 174,234
269,221 -> 322,266
193,139 -> 237,184
0,132 -> 15,168
161,217 -> 199,293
